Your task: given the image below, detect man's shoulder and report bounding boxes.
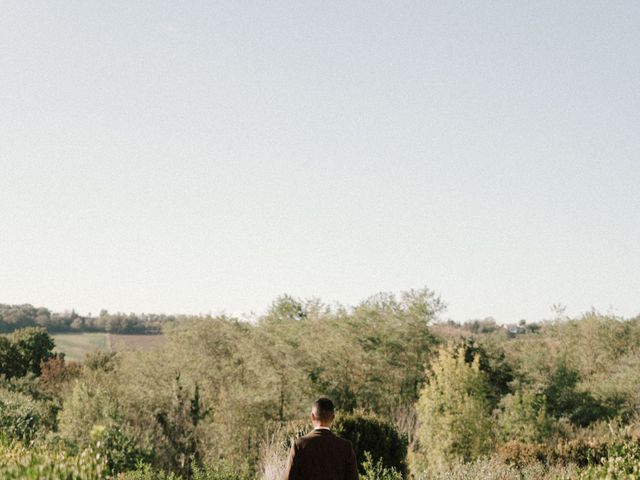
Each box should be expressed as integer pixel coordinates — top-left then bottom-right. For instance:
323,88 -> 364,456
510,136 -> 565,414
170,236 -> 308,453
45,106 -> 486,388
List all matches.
295,430 -> 352,448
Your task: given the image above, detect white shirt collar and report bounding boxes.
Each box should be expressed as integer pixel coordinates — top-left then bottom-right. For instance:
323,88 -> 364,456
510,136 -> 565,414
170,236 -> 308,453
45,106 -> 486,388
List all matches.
314,426 -> 331,430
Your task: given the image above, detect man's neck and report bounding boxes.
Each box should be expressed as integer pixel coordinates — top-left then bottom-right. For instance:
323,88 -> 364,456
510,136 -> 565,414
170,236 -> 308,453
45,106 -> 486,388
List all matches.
313,425 -> 331,430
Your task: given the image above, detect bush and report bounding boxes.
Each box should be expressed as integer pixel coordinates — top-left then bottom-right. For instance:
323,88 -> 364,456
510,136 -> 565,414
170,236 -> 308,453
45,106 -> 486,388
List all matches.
116,464 -> 180,480
191,462 -> 248,480
578,441 -> 640,479
10,326 -> 55,377
544,363 -> 612,427
0,389 -> 50,443
496,441 -> 548,468
413,345 -> 494,472
497,388 -> 552,444
334,412 -> 408,476
91,424 -> 148,475
0,440 -> 108,479
551,438 -> 609,467
257,419 -> 311,480
58,381 -> 120,446
117,461 -> 247,480
361,451 -> 403,480
40,354 -> 81,395
412,456 -> 578,480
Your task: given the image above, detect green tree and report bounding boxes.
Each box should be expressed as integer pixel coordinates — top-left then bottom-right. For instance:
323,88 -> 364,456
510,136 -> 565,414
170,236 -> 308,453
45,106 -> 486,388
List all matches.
414,345 -> 494,472
264,295 -> 307,323
58,380 -> 120,446
10,327 -> 55,376
0,388 -> 44,443
354,289 -> 441,400
255,301 -> 307,423
456,338 -> 514,408
0,336 -> 21,378
307,288 -> 440,417
497,386 -> 552,443
543,361 -> 611,427
155,374 -> 210,478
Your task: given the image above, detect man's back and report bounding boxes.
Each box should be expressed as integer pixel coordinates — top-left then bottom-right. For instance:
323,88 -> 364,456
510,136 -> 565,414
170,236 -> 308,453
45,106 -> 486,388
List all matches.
283,429 -> 358,480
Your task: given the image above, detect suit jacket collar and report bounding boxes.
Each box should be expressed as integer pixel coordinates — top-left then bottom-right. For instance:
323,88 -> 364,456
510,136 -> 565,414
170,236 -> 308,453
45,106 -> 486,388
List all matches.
311,428 -> 333,435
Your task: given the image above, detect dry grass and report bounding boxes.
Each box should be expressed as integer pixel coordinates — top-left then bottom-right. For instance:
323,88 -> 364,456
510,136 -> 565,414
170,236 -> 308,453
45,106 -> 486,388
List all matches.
110,333 -> 166,351
256,429 -> 289,480
416,457 -> 579,480
51,332 -> 165,361
51,333 -> 109,361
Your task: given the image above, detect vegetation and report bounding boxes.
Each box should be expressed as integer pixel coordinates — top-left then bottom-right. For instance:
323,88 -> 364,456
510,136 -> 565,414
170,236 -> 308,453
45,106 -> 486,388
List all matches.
1,289 -> 640,478
334,413 -> 408,475
413,345 -> 494,471
0,327 -> 55,378
0,440 -> 107,479
51,333 -> 110,362
0,304 -> 174,334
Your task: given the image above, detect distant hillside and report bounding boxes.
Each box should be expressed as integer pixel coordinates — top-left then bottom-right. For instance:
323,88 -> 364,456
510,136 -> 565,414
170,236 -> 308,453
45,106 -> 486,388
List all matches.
0,303 -> 174,334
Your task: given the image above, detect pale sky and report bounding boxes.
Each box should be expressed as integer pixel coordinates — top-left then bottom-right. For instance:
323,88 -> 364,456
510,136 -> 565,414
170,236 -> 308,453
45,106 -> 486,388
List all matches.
1,1 -> 639,323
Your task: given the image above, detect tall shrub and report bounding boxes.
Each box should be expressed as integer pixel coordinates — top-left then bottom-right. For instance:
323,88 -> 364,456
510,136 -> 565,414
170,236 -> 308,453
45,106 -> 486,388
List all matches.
334,412 -> 408,475
414,345 -> 494,472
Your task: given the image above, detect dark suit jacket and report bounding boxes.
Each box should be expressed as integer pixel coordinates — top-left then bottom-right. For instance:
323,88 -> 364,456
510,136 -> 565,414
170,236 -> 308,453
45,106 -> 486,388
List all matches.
283,428 -> 358,480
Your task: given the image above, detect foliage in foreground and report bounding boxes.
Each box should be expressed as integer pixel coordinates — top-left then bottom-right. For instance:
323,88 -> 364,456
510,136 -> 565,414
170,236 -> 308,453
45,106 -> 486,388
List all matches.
360,451 -> 403,480
0,388 -> 51,443
0,440 -> 245,480
117,461 -> 246,480
417,440 -> 640,480
0,441 -> 107,480
578,441 -> 640,479
420,457 -> 578,480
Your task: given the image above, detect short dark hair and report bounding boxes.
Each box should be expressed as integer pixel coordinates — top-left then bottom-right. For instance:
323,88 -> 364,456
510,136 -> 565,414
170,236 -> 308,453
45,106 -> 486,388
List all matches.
312,397 -> 335,422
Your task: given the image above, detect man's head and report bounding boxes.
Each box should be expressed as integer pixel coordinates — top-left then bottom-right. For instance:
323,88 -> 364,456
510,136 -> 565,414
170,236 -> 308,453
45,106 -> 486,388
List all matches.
311,397 -> 335,427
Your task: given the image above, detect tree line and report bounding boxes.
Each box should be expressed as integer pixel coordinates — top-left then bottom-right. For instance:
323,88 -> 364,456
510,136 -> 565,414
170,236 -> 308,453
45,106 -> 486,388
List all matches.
0,303 -> 174,334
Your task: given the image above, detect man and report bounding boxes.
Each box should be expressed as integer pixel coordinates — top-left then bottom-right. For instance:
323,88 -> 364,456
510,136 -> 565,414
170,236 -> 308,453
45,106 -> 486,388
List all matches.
283,397 -> 358,480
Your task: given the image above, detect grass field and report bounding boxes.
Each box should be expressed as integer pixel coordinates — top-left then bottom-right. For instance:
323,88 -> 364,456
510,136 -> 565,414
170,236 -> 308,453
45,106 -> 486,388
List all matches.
110,333 -> 166,351
51,332 -> 165,362
51,333 -> 109,362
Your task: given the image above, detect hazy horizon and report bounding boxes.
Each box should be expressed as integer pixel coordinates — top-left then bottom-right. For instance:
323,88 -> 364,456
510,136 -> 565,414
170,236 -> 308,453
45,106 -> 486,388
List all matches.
0,290 -> 632,326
